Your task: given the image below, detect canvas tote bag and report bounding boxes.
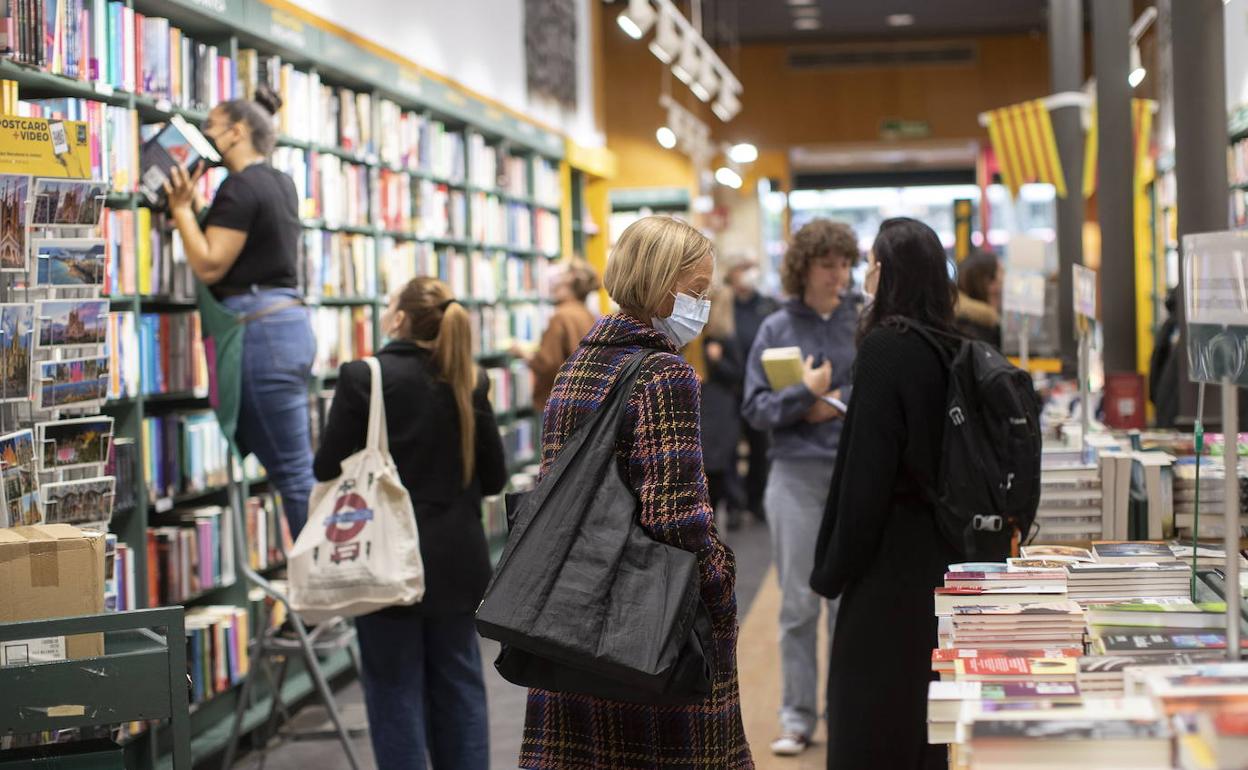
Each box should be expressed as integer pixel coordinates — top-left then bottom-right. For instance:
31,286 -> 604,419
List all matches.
289,357 -> 425,622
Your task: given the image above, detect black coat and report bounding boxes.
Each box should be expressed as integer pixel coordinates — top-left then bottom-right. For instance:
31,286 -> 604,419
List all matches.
700,334 -> 745,473
810,324 -> 960,770
312,340 -> 508,615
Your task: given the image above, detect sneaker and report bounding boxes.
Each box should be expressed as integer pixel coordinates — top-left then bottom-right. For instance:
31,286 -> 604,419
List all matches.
770,733 -> 810,756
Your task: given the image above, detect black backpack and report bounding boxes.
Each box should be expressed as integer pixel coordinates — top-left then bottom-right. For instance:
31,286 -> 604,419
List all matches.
905,321 -> 1043,561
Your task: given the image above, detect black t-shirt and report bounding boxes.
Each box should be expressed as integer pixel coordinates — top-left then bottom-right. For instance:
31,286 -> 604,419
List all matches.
204,163 -> 300,292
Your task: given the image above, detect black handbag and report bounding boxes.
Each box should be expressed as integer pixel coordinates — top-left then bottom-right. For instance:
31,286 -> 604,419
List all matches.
476,351 -> 713,705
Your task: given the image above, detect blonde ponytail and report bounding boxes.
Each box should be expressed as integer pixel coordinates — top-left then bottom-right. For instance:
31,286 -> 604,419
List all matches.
393,277 -> 479,487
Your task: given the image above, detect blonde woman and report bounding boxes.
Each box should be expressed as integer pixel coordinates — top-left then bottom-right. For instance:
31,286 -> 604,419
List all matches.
520,216 -> 752,769
313,277 -> 507,770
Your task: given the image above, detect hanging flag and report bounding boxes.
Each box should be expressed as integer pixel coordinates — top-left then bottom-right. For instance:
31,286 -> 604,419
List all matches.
1082,98 -> 1156,198
985,99 -> 1069,198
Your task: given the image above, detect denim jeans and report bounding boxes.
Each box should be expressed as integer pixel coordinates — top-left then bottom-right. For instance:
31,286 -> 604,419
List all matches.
220,288 -> 316,539
354,611 -> 489,770
764,456 -> 840,738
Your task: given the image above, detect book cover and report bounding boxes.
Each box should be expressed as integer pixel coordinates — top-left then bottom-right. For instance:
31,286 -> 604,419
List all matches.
760,346 -> 803,390
138,114 -> 219,207
957,657 -> 1078,678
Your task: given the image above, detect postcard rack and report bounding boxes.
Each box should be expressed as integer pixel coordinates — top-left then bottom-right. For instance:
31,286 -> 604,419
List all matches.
0,607 -> 190,767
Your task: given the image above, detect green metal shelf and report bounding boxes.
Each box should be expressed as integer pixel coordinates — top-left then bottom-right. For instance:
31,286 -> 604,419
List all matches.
313,296 -> 381,307
0,58 -> 133,107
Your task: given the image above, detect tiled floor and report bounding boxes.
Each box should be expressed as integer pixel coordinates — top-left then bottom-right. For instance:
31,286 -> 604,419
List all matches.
238,517 -> 775,770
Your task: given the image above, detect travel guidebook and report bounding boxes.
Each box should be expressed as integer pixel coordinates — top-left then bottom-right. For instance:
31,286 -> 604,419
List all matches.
139,115 -> 220,207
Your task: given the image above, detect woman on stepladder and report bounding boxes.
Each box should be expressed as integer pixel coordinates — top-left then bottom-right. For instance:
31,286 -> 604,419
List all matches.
164,84 -> 316,538
314,276 -> 507,770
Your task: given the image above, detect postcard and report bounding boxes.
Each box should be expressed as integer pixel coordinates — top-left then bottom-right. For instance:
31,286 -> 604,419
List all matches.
0,304 -> 33,403
36,416 -> 113,471
0,175 -> 29,272
0,429 -> 38,526
35,355 -> 109,410
35,299 -> 107,349
40,476 -> 114,526
30,178 -> 107,228
33,238 -> 106,287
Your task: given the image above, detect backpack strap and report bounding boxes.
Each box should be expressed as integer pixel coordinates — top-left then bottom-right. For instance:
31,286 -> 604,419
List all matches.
887,317 -> 959,368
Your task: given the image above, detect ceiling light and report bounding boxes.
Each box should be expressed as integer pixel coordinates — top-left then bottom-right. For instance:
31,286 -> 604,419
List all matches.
715,167 -> 743,189
648,4 -> 680,63
692,52 -> 720,102
673,34 -> 700,84
794,17 -> 820,30
792,7 -> 820,17
617,0 -> 656,40
786,0 -> 816,5
713,80 -> 741,122
886,13 -> 915,27
1128,43 -> 1146,88
656,126 -> 677,149
729,143 -> 758,164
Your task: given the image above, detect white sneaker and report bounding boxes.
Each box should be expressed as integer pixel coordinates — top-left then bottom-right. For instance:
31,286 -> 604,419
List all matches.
770,733 -> 810,756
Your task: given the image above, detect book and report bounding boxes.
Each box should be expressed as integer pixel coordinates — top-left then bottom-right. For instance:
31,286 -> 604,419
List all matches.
955,657 -> 1078,682
928,680 -> 1081,722
1093,541 -> 1180,564
138,114 -> 220,208
1086,599 -> 1228,630
1021,545 -> 1094,562
760,346 -> 803,390
935,586 -> 1068,615
1092,632 -> 1248,656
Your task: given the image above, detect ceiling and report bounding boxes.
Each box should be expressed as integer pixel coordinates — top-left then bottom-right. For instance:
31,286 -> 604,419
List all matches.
723,0 -> 1049,44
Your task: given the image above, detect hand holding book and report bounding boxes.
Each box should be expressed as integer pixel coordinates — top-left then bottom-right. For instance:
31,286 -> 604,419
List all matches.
163,163 -> 205,213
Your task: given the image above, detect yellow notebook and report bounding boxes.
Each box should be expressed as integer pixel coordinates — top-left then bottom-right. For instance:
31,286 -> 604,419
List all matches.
761,346 -> 803,390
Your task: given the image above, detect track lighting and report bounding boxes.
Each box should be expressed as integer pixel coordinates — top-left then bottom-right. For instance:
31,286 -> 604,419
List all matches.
692,49 -> 719,102
649,4 -> 680,63
673,34 -> 699,85
617,0 -> 656,40
656,126 -> 677,149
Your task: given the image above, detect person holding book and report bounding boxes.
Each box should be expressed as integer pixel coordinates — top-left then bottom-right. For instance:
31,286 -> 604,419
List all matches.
810,217 -> 962,770
740,218 -> 862,756
511,257 -> 599,415
521,216 -> 752,770
701,284 -> 747,530
163,85 -> 317,538
314,276 -> 507,770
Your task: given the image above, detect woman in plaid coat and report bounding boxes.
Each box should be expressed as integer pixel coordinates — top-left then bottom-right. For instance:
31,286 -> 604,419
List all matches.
520,217 -> 753,770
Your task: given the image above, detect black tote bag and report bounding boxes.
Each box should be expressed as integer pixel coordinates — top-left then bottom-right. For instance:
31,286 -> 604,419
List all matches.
475,351 -> 713,705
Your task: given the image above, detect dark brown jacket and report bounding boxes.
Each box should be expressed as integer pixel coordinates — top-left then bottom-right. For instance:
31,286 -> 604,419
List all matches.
529,300 -> 595,414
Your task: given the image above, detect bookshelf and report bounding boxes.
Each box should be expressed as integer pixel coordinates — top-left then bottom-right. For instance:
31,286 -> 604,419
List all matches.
0,0 -> 566,764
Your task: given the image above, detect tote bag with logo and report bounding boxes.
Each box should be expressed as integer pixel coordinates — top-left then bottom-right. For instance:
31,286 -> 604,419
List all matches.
289,357 -> 425,622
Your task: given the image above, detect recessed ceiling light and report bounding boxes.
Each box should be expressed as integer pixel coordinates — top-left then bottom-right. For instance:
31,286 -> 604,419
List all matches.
794,17 -> 821,30
792,7 -> 820,17
886,13 -> 915,27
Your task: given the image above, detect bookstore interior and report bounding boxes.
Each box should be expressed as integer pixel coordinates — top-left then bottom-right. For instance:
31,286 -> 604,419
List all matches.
11,0 -> 1248,769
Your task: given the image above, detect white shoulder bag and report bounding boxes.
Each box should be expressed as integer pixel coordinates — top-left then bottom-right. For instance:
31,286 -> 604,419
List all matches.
289,357 -> 425,622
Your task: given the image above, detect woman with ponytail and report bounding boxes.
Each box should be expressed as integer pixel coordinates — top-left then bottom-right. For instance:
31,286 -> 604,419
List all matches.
313,276 -> 506,770
165,84 -> 318,537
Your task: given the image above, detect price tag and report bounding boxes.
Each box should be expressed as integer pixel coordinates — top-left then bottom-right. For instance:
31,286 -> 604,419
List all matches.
1073,264 -> 1097,320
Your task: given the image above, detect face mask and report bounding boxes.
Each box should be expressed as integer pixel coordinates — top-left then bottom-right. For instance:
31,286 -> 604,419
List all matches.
202,128 -> 230,167
652,292 -> 710,348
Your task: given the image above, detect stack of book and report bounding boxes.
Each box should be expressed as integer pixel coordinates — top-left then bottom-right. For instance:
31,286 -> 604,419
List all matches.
1066,561 -> 1192,602
146,505 -> 234,605
932,647 -> 1083,682
1172,458 -> 1248,537
949,600 -> 1086,651
963,697 -> 1171,769
935,566 -> 1067,615
1078,651 -> 1227,698
1034,464 -> 1107,542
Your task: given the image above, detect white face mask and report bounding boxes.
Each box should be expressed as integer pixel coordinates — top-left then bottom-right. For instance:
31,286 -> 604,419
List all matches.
652,291 -> 710,348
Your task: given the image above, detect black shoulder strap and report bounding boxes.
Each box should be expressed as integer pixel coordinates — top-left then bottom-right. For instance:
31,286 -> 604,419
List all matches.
889,317 -> 957,369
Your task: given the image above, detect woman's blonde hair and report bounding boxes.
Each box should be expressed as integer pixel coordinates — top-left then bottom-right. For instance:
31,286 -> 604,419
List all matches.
603,216 -> 713,318
393,277 -> 478,486
704,284 -> 735,340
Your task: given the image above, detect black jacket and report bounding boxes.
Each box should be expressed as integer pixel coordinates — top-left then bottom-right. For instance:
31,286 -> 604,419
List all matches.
700,334 -> 745,473
811,324 -> 959,770
312,340 -> 508,615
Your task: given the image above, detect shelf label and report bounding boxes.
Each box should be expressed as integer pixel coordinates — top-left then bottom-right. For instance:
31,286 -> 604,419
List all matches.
1,636 -> 66,667
268,10 -> 310,51
155,497 -> 173,514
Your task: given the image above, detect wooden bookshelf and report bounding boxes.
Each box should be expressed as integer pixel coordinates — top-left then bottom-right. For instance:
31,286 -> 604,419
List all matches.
0,0 -> 565,763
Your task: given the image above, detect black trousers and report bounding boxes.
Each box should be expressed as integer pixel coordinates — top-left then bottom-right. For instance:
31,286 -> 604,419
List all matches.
741,421 -> 770,517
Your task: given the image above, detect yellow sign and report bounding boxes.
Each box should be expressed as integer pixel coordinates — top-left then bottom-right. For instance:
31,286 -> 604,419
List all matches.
0,117 -> 92,179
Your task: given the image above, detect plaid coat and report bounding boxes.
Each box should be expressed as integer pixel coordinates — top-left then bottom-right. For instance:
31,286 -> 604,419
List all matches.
520,314 -> 753,770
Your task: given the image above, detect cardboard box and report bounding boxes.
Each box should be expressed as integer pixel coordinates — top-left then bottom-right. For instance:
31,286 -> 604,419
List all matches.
0,524 -> 106,663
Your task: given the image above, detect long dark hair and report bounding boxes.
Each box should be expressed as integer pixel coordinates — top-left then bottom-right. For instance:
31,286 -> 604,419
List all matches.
860,217 -> 957,343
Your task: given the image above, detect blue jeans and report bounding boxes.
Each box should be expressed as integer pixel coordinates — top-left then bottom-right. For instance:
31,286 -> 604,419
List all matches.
221,288 -> 316,539
354,611 -> 489,770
